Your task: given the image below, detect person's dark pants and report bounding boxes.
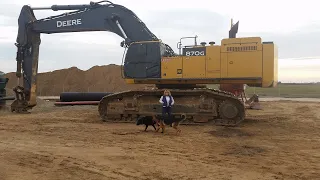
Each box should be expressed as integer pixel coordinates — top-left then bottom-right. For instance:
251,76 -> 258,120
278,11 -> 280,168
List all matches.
162,106 -> 172,125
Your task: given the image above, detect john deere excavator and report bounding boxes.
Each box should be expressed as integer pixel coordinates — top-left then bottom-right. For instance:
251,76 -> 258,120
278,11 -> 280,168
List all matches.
11,1 -> 278,126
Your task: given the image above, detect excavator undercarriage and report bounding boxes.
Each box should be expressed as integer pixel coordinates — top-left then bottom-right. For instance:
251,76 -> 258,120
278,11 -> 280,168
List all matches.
98,88 -> 245,126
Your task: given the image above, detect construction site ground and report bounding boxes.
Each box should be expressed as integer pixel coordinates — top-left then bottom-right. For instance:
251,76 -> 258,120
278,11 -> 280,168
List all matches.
0,99 -> 319,180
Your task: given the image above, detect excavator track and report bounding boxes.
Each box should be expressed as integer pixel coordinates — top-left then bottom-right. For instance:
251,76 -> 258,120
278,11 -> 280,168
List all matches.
98,88 -> 246,126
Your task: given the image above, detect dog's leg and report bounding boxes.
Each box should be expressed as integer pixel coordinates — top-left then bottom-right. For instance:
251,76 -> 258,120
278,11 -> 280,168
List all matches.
176,126 -> 182,134
156,121 -> 164,133
172,123 -> 178,133
152,124 -> 156,130
161,123 -> 165,133
155,125 -> 161,132
145,125 -> 148,131
172,122 -> 181,135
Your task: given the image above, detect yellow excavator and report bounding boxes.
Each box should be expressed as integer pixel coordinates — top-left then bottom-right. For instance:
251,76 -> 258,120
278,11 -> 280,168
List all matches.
11,1 -> 278,126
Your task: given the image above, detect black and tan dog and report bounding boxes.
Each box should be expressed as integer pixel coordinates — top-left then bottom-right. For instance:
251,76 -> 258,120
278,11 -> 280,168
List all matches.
155,114 -> 186,134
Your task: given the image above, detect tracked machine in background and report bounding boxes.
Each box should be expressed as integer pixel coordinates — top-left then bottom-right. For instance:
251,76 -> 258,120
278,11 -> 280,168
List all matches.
12,1 -> 278,126
0,71 -> 15,110
0,71 -> 9,109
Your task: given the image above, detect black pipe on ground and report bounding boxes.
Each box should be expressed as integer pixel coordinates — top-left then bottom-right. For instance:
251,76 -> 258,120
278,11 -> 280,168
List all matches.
59,92 -> 113,102
0,96 -> 15,101
54,101 -> 100,106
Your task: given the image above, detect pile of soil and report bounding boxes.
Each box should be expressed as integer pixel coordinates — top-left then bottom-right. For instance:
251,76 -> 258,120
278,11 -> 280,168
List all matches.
5,65 -> 149,96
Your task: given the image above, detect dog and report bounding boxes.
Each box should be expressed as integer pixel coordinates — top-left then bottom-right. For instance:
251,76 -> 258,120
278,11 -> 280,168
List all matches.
155,114 -> 186,134
136,116 -> 159,131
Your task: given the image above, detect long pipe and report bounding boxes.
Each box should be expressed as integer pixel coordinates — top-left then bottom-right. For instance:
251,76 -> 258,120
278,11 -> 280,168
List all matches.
0,96 -> 15,101
59,92 -> 112,102
54,101 -> 100,106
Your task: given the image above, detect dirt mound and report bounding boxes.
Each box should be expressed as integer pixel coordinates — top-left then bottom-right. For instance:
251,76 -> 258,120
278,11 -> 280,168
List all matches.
5,65 -> 148,96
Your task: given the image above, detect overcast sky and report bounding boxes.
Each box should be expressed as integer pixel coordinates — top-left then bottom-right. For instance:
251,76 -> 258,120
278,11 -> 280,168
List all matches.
1,0 -> 320,82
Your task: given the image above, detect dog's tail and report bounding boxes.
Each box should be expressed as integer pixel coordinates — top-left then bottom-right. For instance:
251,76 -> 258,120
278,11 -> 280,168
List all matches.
136,118 -> 142,125
180,113 -> 187,121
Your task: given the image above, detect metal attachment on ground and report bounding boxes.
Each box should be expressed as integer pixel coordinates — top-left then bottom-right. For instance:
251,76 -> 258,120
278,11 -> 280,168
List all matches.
245,94 -> 262,110
11,86 -> 30,113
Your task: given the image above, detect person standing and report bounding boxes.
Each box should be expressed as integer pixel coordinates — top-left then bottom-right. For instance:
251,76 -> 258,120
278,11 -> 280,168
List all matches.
159,89 -> 174,123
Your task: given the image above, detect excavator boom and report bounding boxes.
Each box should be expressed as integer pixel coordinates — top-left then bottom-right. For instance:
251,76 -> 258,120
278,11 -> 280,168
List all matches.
12,1 -> 174,113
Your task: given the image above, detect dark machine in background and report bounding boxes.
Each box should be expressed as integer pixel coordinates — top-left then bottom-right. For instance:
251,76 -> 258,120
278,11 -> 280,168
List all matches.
0,71 -> 15,110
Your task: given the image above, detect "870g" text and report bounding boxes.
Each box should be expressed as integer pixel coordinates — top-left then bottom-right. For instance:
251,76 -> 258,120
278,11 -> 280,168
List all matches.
185,50 -> 205,56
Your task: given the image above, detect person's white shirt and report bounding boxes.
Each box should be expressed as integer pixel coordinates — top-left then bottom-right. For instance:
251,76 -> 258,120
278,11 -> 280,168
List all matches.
159,96 -> 174,106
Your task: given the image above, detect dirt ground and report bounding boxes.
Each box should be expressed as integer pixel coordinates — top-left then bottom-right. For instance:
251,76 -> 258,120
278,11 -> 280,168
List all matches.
0,100 -> 319,180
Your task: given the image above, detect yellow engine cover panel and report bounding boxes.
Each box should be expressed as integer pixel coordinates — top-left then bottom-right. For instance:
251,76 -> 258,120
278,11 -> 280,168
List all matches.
161,56 -> 183,79
182,56 -> 206,78
226,51 -> 263,77
221,37 -> 263,78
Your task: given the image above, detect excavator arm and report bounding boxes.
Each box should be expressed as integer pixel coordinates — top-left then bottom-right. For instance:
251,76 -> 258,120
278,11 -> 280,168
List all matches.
12,1 -> 175,113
